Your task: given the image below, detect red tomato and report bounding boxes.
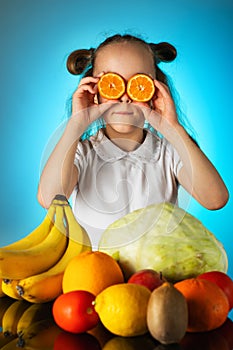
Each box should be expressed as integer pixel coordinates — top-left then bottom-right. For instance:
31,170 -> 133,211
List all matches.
52,290 -> 99,333
53,331 -> 101,350
198,271 -> 233,311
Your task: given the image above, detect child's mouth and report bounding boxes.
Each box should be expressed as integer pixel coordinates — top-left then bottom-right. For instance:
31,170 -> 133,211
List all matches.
113,111 -> 134,115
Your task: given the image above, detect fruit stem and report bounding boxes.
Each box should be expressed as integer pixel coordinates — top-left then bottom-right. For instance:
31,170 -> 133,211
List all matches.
17,336 -> 25,348
53,194 -> 68,202
3,331 -> 12,338
3,279 -> 12,284
16,285 -> 24,296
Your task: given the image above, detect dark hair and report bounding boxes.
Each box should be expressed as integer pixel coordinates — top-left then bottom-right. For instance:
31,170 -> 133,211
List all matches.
66,34 -> 177,86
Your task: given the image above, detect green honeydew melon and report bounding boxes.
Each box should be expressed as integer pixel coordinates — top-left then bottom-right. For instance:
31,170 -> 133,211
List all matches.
98,202 -> 228,282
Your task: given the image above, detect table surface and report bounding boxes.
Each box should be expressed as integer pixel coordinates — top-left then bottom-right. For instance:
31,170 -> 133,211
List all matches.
0,297 -> 232,350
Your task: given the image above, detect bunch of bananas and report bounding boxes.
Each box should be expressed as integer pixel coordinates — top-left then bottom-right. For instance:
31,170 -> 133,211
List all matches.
0,194 -> 92,303
0,297 -> 62,349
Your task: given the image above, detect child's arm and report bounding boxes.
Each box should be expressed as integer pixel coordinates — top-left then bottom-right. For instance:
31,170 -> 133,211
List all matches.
38,76 -> 108,208
147,80 -> 229,210
168,124 -> 229,210
37,117 -> 81,208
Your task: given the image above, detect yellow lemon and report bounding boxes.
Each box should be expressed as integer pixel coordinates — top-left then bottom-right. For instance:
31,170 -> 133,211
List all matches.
102,337 -> 135,350
94,283 -> 151,337
102,335 -> 156,350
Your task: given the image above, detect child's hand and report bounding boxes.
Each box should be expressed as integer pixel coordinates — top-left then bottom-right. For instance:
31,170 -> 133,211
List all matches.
70,74 -> 111,130
146,79 -> 180,135
72,76 -> 99,115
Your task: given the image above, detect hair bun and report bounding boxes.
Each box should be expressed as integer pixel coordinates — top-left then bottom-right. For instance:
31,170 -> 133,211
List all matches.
149,42 -> 177,63
66,48 -> 95,75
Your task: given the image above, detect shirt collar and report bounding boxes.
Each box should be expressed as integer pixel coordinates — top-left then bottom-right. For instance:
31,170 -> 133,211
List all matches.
90,129 -> 161,162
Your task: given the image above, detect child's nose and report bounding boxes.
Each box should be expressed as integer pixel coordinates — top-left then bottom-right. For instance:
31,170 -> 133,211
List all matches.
119,92 -> 132,103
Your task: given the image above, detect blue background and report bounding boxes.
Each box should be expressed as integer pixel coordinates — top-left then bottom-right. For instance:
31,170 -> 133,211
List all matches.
0,0 -> 232,292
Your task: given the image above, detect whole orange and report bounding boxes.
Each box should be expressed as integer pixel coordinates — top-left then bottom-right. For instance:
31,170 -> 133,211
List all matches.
62,251 -> 124,296
174,278 -> 229,332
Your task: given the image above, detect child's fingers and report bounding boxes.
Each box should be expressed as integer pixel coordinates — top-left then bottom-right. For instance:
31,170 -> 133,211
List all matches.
73,86 -> 94,98
95,71 -> 105,78
75,75 -> 104,96
79,76 -> 99,86
78,72 -> 105,87
72,101 -> 114,123
74,82 -> 98,97
153,79 -> 171,97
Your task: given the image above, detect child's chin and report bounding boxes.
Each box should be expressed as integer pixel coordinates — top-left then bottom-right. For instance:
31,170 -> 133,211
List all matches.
107,122 -> 143,134
105,113 -> 144,130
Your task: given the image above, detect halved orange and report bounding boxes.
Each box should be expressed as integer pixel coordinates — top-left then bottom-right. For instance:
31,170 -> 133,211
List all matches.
98,73 -> 125,100
127,74 -> 155,102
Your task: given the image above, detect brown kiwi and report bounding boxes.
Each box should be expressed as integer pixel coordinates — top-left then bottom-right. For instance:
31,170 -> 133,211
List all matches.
147,282 -> 188,345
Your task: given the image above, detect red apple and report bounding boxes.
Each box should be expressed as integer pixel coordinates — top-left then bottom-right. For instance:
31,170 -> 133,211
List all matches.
198,271 -> 233,311
127,269 -> 164,291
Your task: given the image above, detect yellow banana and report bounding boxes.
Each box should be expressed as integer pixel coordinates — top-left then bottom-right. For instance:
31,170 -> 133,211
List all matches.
1,280 -> 22,300
0,298 -> 15,327
64,202 -> 92,248
17,318 -> 61,349
17,272 -> 64,304
52,193 -> 69,206
17,302 -> 53,337
0,205 -> 68,280
0,278 -> 6,297
17,203 -> 91,303
1,204 -> 55,250
2,300 -> 30,337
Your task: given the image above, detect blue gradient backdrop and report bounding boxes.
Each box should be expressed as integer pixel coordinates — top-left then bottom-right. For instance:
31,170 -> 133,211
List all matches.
0,0 -> 232,290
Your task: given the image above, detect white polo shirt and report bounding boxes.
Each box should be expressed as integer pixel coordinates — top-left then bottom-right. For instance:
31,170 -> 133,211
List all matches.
72,129 -> 183,248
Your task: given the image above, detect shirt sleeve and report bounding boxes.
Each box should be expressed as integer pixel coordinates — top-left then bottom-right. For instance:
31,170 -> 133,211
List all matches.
163,138 -> 183,179
173,146 -> 183,178
73,142 -> 83,175
73,139 -> 91,175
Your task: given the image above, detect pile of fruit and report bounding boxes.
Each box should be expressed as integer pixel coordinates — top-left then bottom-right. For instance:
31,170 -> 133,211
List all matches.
0,195 -> 233,349
52,253 -> 233,344
0,195 -> 92,303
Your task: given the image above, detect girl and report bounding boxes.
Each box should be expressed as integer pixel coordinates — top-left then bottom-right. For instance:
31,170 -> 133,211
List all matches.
38,34 -> 229,247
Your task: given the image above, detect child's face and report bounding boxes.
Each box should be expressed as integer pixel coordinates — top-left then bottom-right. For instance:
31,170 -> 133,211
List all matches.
93,42 -> 155,136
